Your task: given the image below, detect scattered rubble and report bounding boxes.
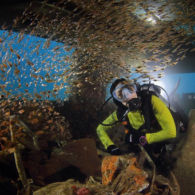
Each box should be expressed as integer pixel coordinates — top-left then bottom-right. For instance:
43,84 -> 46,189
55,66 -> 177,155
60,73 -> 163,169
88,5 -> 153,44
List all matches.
33,153 -> 180,195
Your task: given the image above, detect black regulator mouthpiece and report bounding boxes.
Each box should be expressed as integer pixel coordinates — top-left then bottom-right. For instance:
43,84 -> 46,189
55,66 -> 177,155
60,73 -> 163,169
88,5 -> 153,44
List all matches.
127,97 -> 142,111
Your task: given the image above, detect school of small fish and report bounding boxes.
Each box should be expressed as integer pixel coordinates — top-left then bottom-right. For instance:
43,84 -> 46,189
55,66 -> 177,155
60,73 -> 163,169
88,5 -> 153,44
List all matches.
0,1 -> 194,191
0,98 -> 72,150
0,0 -> 194,100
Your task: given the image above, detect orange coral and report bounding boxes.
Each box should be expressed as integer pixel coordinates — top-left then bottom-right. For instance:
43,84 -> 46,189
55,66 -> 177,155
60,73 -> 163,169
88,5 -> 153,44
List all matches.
101,155 -> 149,193
134,174 -> 147,186
101,156 -> 120,185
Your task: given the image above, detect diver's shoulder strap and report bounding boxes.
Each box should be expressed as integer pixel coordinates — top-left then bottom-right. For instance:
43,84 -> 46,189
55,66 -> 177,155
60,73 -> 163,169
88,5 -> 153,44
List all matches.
120,93 -> 161,133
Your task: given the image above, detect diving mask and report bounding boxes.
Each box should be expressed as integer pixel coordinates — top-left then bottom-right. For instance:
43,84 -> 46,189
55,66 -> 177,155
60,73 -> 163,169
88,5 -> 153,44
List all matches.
112,83 -> 137,103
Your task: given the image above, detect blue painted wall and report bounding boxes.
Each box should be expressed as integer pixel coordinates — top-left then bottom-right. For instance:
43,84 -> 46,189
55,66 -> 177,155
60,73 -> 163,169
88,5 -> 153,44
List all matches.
0,30 -> 194,108
0,30 -> 74,100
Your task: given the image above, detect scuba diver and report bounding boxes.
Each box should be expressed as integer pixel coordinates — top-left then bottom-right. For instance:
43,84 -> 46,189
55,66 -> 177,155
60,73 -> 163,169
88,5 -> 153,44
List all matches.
96,78 -> 187,170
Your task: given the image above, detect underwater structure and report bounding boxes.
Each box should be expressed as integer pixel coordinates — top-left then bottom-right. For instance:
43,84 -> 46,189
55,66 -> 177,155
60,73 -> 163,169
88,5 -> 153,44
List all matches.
0,0 -> 194,194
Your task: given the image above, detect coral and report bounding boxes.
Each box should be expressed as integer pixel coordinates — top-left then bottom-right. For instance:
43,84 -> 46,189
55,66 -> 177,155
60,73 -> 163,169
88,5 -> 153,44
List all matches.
76,187 -> 90,195
101,155 -> 120,185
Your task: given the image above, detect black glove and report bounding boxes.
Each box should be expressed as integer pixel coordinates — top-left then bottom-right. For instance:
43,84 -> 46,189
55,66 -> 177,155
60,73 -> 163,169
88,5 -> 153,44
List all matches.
125,131 -> 147,146
107,145 -> 121,155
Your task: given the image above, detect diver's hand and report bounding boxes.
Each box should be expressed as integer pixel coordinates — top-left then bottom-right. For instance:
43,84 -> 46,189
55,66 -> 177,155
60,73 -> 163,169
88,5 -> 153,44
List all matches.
107,145 -> 121,155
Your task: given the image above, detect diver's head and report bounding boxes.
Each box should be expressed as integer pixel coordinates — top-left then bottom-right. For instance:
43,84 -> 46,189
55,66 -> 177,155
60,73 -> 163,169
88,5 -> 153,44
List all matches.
110,78 -> 141,110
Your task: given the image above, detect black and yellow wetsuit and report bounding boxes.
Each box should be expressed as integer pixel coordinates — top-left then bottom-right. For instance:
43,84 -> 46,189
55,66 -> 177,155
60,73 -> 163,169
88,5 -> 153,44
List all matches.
96,95 -> 176,150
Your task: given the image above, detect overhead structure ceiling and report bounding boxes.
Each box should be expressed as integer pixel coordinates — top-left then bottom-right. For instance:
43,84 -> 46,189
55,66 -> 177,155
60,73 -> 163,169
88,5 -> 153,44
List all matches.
0,0 -> 82,32
0,0 -> 30,29
0,0 -> 194,74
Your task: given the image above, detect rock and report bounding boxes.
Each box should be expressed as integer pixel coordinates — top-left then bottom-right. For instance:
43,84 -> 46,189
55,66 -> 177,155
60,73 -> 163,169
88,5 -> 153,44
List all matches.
60,138 -> 101,177
24,138 -> 101,185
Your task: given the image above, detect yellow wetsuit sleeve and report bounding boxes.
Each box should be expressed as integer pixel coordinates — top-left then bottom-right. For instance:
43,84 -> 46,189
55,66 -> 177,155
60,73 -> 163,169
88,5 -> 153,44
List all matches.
96,111 -> 118,149
146,95 -> 176,144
